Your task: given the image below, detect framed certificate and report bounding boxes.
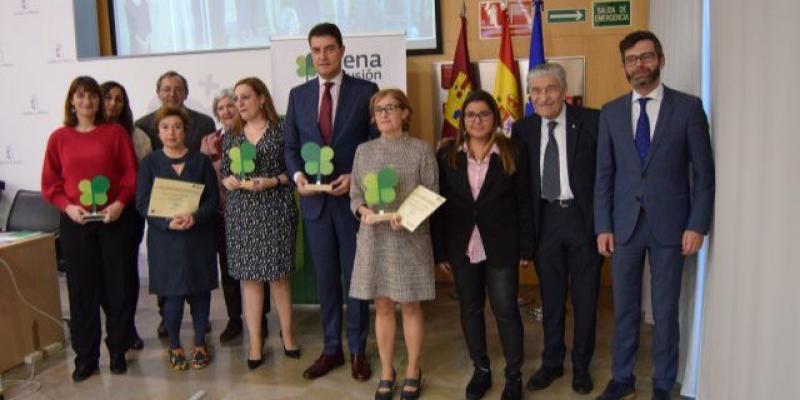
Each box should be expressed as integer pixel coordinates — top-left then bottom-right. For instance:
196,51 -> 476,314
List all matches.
147,178 -> 205,218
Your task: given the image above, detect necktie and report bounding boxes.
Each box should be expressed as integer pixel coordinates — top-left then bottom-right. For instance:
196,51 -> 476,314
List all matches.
542,120 -> 560,201
635,97 -> 650,165
319,82 -> 334,144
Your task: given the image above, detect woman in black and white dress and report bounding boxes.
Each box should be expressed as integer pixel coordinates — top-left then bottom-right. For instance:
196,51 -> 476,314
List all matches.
221,77 -> 299,369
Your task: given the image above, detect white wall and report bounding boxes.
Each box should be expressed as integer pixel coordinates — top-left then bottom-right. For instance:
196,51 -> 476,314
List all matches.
698,1 -> 800,399
0,1 -> 272,224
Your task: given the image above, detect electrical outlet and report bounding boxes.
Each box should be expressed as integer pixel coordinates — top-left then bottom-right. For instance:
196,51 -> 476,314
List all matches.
24,350 -> 43,365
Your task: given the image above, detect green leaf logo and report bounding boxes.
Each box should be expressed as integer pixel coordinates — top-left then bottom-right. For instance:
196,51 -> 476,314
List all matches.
78,175 -> 110,212
301,142 -> 334,181
363,168 -> 398,209
295,53 -> 317,81
229,142 -> 257,177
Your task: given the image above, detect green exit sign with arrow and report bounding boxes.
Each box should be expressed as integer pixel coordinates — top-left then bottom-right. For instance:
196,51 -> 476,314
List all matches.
548,9 -> 586,23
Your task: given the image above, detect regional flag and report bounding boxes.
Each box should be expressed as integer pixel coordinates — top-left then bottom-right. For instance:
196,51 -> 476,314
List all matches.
493,1 -> 522,135
441,1 -> 474,139
525,0 -> 546,117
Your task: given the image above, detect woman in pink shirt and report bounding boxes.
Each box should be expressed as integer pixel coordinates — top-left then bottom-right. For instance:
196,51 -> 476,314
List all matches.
432,90 -> 534,400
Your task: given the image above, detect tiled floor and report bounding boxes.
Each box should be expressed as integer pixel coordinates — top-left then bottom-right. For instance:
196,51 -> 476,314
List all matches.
2,279 -> 684,399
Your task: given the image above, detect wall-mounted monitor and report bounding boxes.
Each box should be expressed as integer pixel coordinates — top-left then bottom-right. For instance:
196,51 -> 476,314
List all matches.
108,0 -> 441,56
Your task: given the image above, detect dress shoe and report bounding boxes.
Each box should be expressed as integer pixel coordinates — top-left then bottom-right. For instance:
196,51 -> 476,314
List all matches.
129,329 -> 144,350
351,353 -> 372,381
652,388 -> 670,400
465,366 -> 492,400
572,369 -> 594,394
501,378 -> 523,400
219,318 -> 243,343
71,362 -> 98,382
157,320 -> 168,339
526,366 -> 564,390
595,380 -> 636,400
109,353 -> 127,375
303,353 -> 345,379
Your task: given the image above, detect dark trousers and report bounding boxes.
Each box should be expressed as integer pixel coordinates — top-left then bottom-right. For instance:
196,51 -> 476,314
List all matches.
610,212 -> 684,391
59,211 -> 132,366
126,207 -> 145,339
452,259 -> 524,379
535,202 -> 603,371
163,292 -> 211,349
304,198 -> 369,355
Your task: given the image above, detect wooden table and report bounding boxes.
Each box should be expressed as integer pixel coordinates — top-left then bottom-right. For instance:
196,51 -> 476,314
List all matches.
0,233 -> 65,373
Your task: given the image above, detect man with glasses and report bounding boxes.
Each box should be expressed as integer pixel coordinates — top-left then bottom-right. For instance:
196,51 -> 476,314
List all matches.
284,22 -> 379,381
511,62 -> 604,396
135,70 -> 215,152
594,31 -> 715,400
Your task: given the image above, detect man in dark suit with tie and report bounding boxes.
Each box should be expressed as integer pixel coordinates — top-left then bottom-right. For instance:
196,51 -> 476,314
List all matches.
135,70 -> 216,153
284,22 -> 378,381
594,31 -> 714,400
511,63 -> 604,396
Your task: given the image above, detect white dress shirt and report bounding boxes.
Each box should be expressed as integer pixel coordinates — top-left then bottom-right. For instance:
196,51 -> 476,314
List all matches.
539,105 -> 574,200
317,70 -> 344,126
631,83 -> 664,139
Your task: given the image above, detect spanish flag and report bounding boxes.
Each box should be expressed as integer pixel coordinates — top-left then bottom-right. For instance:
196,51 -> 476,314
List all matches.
493,1 -> 522,135
441,1 -> 474,139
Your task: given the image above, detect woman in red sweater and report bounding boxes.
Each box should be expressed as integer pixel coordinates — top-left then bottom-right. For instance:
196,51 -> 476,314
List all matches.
41,76 -> 138,382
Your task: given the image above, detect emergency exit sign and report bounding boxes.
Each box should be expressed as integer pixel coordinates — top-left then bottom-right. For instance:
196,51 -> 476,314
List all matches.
593,1 -> 632,27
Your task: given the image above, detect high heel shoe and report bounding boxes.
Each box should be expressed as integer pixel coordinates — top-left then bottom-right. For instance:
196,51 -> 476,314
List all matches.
247,357 -> 264,370
280,330 -> 301,359
247,345 -> 264,370
283,345 -> 301,359
375,368 -> 396,400
400,369 -> 423,400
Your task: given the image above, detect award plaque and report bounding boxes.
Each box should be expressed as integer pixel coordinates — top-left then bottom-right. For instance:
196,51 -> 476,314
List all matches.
301,142 -> 334,192
363,167 -> 399,224
228,142 -> 257,189
78,175 -> 110,223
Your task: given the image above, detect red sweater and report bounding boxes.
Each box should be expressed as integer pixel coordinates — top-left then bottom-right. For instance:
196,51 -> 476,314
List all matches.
41,124 -> 138,212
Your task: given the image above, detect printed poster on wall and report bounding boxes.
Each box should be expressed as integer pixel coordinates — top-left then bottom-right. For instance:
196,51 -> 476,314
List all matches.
479,1 -> 534,39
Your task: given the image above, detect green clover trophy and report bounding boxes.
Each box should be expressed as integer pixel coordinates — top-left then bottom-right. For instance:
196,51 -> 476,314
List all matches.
363,167 -> 399,223
228,142 -> 257,190
78,175 -> 110,222
301,142 -> 334,192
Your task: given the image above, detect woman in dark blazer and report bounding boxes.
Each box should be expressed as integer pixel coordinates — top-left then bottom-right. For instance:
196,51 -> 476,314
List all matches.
432,90 -> 534,400
136,107 -> 219,370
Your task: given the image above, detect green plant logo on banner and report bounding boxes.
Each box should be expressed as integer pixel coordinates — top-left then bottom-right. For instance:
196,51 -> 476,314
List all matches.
295,53 -> 317,81
78,175 -> 110,213
363,167 -> 398,211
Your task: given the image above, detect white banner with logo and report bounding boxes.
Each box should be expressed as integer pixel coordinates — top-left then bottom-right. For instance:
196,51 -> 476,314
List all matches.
270,32 -> 407,115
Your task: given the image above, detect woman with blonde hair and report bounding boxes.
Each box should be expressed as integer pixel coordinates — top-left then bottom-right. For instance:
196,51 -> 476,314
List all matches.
221,77 -> 299,369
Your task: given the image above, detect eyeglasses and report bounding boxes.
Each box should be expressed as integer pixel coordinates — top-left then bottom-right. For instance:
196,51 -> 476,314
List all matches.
464,110 -> 493,122
623,52 -> 658,66
374,104 -> 402,115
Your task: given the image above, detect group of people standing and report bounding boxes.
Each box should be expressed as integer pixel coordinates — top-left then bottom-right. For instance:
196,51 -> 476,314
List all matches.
40,22 -> 713,400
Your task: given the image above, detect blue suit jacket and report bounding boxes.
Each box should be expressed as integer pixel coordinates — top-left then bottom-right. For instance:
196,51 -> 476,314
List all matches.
594,86 -> 715,245
284,74 -> 379,220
